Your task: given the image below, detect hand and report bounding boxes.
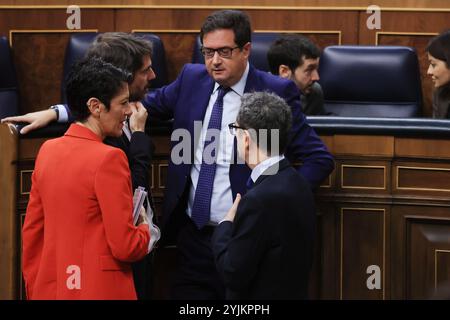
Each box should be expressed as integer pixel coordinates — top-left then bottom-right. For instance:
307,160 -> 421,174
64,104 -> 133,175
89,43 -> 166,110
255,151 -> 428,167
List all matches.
129,102 -> 148,133
1,109 -> 57,134
223,193 -> 241,223
137,206 -> 149,226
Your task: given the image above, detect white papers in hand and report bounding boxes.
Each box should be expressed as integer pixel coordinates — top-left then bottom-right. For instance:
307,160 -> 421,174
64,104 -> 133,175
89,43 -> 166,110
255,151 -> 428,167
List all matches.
132,186 -> 147,225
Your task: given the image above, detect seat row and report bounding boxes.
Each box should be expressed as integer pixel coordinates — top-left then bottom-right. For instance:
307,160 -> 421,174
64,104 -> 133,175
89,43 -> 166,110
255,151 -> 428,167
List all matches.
0,32 -> 423,119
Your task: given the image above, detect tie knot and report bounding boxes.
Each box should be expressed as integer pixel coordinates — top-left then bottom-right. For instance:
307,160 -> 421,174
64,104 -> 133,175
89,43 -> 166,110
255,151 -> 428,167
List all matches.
217,86 -> 231,98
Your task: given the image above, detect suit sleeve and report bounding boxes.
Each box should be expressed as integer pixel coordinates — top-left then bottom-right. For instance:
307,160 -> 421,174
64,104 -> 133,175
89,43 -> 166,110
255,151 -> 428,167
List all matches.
60,104 -> 75,123
212,196 -> 267,292
95,148 -> 150,262
142,65 -> 190,120
282,81 -> 335,189
128,131 -> 154,191
22,166 -> 45,299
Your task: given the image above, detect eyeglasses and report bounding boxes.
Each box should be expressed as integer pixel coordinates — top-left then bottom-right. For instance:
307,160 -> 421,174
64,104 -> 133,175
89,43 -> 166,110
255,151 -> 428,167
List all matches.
200,46 -> 241,59
228,123 -> 247,135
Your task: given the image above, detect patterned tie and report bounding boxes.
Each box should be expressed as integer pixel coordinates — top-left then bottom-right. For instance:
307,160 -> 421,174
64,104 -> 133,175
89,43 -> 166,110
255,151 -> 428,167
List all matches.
191,86 -> 231,229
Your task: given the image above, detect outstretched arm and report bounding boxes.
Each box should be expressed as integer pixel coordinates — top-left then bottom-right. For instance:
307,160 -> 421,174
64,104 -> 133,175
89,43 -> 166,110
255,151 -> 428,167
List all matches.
0,105 -> 68,134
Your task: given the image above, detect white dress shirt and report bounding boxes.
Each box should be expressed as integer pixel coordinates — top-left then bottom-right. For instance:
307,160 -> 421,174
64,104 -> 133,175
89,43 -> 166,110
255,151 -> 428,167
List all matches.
186,63 -> 250,225
250,154 -> 286,184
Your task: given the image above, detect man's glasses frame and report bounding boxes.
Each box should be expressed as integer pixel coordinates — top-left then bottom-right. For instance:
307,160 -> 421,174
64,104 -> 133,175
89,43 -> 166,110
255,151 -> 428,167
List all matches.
200,46 -> 241,59
228,123 -> 247,135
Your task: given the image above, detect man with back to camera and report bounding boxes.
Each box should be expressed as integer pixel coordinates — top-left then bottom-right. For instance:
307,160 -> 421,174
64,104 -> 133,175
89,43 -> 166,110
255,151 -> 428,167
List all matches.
212,91 -> 316,299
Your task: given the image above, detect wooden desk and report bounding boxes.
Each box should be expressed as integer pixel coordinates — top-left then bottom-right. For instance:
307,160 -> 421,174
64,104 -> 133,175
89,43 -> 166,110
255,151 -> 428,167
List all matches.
2,117 -> 450,299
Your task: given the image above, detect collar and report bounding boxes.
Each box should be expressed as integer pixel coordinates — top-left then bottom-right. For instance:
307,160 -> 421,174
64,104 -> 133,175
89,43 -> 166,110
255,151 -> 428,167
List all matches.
64,123 -> 103,142
213,62 -> 249,96
250,154 -> 285,184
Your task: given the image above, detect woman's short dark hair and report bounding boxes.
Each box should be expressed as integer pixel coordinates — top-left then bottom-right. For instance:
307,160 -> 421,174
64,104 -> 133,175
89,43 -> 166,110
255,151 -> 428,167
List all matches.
200,10 -> 251,48
66,57 -> 132,122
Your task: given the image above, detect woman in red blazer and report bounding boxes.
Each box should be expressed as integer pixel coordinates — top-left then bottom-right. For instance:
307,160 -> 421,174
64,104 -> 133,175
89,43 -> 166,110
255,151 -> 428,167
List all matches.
22,58 -> 150,300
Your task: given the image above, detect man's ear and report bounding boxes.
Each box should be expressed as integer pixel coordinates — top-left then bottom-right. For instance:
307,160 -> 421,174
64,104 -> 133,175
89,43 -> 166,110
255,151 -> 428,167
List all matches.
243,129 -> 251,150
86,98 -> 102,117
242,42 -> 251,59
278,65 -> 292,79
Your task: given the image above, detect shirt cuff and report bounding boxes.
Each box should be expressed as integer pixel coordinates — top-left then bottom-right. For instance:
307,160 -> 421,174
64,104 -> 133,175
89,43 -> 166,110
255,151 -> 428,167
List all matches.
54,104 -> 68,123
219,218 -> 232,225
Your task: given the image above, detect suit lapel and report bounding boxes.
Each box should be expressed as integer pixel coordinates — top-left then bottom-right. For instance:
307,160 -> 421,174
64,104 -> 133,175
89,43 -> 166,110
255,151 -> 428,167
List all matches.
243,65 -> 261,93
191,73 -> 215,124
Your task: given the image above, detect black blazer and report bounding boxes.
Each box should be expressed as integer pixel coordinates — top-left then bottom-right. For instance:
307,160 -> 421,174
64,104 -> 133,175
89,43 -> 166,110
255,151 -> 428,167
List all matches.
104,131 -> 154,193
104,130 -> 155,300
212,158 -> 316,300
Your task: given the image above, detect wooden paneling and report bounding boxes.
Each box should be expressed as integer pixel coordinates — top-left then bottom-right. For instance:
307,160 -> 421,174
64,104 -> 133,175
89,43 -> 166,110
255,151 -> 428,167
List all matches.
3,10 -> 113,114
334,135 -> 394,157
2,0 -> 450,9
395,137 -> 450,160
0,124 -> 18,300
408,220 -> 450,299
391,206 -> 450,299
152,33 -> 197,82
0,9 -> 114,40
316,203 -> 339,299
13,33 -> 73,113
341,164 -> 387,191
394,162 -> 450,196
340,207 -> 387,299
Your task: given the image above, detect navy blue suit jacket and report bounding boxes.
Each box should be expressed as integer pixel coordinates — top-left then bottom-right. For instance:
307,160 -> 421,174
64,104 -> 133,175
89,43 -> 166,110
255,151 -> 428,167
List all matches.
142,63 -> 334,227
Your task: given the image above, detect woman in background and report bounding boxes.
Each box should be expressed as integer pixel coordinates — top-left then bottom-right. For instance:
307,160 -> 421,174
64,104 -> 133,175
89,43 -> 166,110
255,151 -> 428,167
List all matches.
427,30 -> 450,118
22,58 -> 150,300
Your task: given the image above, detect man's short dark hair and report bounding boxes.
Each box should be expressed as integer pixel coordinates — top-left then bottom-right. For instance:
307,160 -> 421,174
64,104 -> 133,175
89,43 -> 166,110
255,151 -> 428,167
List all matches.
200,10 -> 251,48
267,35 -> 321,75
66,57 -> 132,122
237,92 -> 292,155
86,32 -> 153,77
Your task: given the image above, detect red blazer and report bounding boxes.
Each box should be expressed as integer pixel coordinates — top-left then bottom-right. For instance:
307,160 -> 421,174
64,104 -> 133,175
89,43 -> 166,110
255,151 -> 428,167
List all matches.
22,124 -> 150,300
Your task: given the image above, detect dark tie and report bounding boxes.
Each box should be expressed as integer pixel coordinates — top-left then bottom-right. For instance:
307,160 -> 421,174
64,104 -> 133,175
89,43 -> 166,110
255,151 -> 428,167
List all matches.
246,176 -> 254,190
191,86 -> 231,229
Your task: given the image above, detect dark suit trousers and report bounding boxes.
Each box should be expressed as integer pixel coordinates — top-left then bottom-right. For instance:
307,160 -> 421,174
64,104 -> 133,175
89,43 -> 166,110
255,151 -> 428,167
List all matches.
170,219 -> 225,300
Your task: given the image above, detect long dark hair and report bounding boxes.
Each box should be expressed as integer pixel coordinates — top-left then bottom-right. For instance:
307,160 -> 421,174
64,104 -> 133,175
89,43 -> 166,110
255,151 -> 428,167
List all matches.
427,30 -> 450,100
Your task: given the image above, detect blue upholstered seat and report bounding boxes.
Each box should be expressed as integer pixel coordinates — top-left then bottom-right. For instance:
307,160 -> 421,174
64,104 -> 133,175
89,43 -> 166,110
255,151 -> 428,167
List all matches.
318,46 -> 423,118
0,36 -> 19,118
